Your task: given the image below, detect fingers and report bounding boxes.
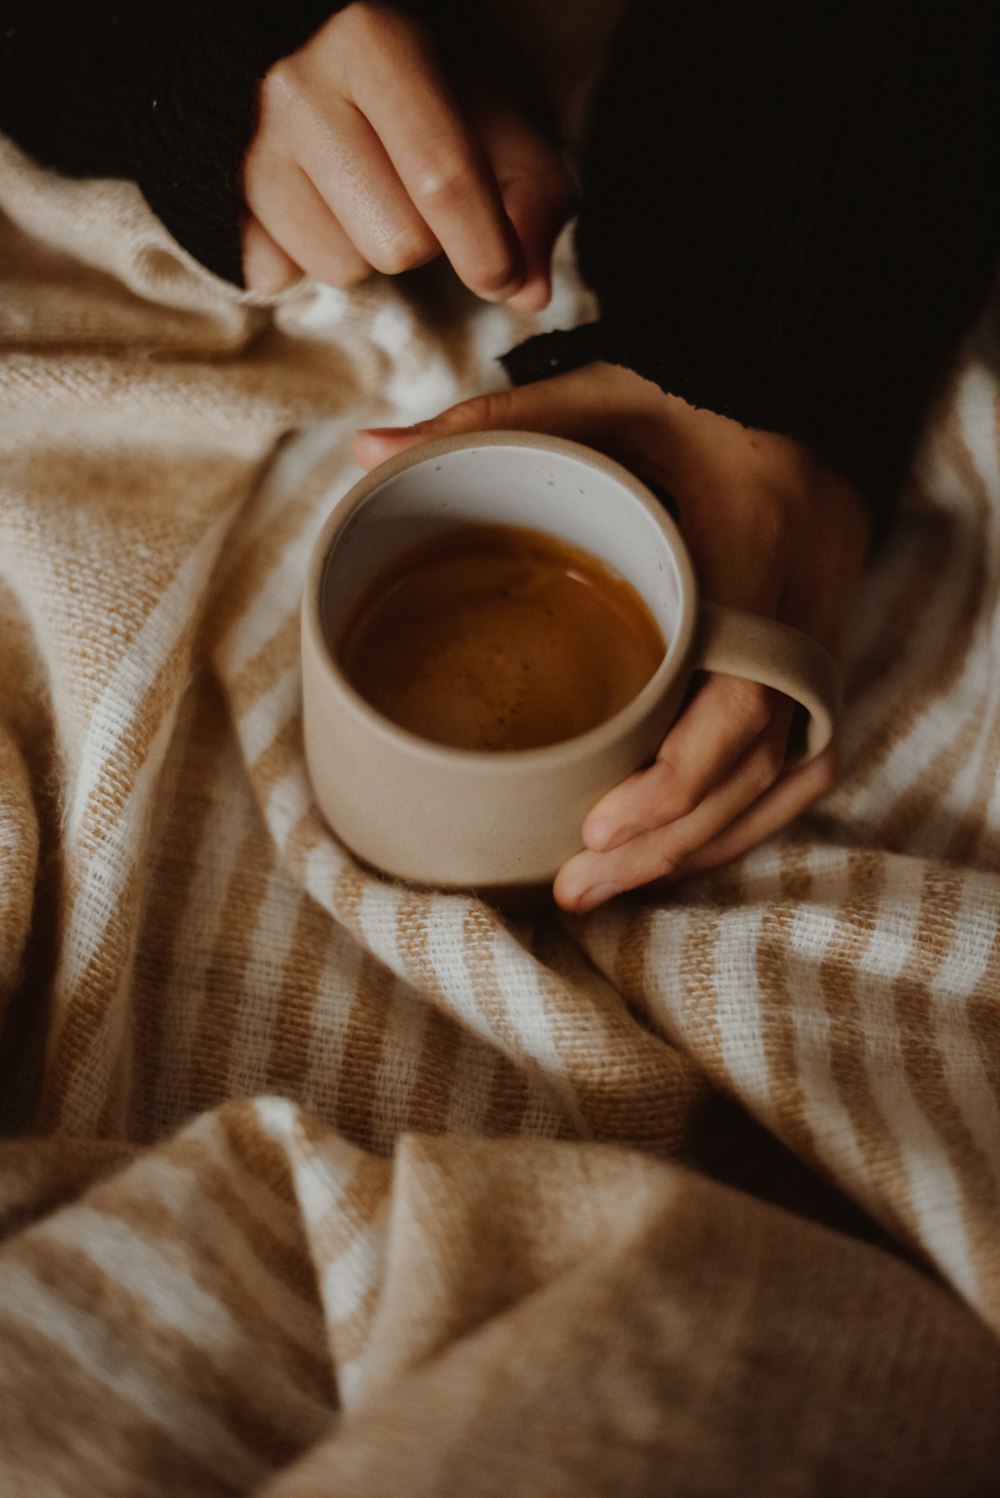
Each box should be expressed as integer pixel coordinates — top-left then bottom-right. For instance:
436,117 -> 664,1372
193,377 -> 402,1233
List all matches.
468,87 -> 577,311
342,8 -> 524,300
554,707 -> 803,914
354,365 -> 639,468
241,213 -> 301,294
243,158 -> 370,290
668,748 -> 839,879
294,97 -> 440,277
582,678 -> 788,852
247,2 -> 577,302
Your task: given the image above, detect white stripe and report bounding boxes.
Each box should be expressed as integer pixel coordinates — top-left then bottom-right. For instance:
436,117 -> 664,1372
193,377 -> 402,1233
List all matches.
65,519 -> 226,843
852,863 -> 981,1303
43,1207 -> 329,1435
225,870 -> 304,1099
957,362 -> 1000,504
319,1203 -> 389,1330
926,879 -> 1000,1200
150,747 -> 252,1127
238,667 -> 302,766
786,848 -> 870,1199
301,933 -> 365,1117
85,1150 -> 323,1357
0,1260 -> 269,1489
268,766 -> 314,855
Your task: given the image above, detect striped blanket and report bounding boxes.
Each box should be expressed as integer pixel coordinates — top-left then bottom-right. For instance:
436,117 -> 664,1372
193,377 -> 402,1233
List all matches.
1,127 -> 999,1496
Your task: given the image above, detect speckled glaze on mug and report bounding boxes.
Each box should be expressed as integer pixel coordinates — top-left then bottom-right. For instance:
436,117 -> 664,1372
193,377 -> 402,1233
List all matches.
302,432 -> 840,891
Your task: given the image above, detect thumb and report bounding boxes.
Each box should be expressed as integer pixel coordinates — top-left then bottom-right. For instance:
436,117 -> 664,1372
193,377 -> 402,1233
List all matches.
354,367 -> 619,471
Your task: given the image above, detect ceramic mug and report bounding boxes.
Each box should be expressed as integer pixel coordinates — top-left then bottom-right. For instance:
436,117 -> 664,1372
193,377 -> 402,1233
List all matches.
301,431 -> 840,891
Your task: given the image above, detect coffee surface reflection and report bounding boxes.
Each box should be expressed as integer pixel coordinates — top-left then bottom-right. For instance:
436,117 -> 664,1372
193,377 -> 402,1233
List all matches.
335,522 -> 665,752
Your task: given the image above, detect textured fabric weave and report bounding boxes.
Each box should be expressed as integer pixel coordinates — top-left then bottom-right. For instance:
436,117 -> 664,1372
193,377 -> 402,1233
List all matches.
1,132 -> 1000,1494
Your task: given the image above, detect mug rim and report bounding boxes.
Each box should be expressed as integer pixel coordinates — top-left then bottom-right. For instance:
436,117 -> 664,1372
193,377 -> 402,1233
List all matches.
302,430 -> 699,772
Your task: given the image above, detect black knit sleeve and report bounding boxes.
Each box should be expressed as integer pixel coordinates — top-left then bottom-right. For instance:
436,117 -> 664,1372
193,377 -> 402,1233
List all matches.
503,0 -> 999,511
0,0 -> 343,284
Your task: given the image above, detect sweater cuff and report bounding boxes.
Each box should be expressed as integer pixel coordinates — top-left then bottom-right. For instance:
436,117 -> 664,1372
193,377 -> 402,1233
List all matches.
502,313 -> 928,515
133,3 -> 344,285
0,1 -> 344,286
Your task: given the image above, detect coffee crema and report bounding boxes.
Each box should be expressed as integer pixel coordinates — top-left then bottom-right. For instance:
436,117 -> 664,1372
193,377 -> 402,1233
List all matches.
334,522 -> 665,752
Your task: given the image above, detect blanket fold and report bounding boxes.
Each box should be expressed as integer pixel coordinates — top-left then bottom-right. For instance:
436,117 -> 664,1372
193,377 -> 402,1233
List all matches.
1,131 -> 999,1495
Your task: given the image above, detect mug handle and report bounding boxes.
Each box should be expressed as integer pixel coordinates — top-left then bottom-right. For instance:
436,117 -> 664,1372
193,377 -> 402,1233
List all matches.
693,602 -> 842,762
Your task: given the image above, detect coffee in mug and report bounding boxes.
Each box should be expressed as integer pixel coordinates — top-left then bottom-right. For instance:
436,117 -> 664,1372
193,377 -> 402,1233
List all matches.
335,522 -> 665,753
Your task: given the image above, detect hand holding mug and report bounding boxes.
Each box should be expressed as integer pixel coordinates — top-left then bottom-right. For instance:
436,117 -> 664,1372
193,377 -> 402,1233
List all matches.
355,364 -> 870,910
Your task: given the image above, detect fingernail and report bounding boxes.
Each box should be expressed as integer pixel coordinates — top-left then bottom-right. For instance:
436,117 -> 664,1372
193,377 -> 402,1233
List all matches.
357,423 -> 424,437
575,882 -> 620,914
586,823 -> 643,853
481,280 -> 525,304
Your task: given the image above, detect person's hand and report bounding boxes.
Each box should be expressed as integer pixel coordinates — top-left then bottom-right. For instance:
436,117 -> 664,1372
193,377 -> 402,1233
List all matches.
241,1 -> 576,307
354,364 -> 871,913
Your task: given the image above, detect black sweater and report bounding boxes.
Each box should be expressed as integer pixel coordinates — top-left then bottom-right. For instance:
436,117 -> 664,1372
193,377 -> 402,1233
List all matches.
1,1 -> 996,514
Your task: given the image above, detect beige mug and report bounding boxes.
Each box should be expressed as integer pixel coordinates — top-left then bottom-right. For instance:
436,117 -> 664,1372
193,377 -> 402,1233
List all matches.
301,431 -> 840,892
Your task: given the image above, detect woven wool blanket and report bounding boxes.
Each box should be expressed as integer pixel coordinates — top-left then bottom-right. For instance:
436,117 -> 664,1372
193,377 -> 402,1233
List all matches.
1,120 -> 1000,1497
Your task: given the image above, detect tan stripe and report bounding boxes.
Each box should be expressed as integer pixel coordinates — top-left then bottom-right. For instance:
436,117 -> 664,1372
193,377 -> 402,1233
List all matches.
209,428 -> 369,672
858,416 -> 993,845
209,493 -> 318,662
846,493 -> 955,705
873,715 -> 985,852
0,1307 -> 241,1496
945,692 -> 1000,867
674,876 -> 738,1078
892,865 -> 1000,1312
0,1135 -> 135,1238
227,614 -> 300,719
162,1133 -> 330,1336
845,420 -> 989,799
127,683 -> 219,1140
393,889 -> 472,1136
0,638 -> 60,1133
330,951 -> 395,1153
458,906 -> 555,1139
331,856 -> 368,926
309,1157 -> 390,1281
217,1102 -> 304,1206
9,1233 -> 313,1466
88,1178 -> 334,1406
249,713 -> 305,802
260,894 -> 334,1108
816,848 -> 913,1244
462,903 -> 575,1138
530,918 -> 699,1152
187,822 -> 273,1117
752,841 -> 824,1166
324,1277 -> 381,1369
42,606 -> 207,1129
39,856 -> 142,1132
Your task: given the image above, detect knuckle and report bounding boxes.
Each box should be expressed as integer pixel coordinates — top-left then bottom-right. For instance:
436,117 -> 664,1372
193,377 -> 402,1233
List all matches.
262,56 -> 304,116
722,677 -> 773,739
314,254 -> 370,290
412,153 -> 479,211
652,756 -> 699,819
748,750 -> 781,798
370,228 -> 437,276
651,843 -> 688,881
457,389 -> 516,430
470,256 -> 521,296
813,749 -> 839,795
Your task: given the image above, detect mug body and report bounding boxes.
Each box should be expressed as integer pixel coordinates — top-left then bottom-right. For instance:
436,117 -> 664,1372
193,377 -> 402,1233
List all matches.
301,432 -> 698,889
